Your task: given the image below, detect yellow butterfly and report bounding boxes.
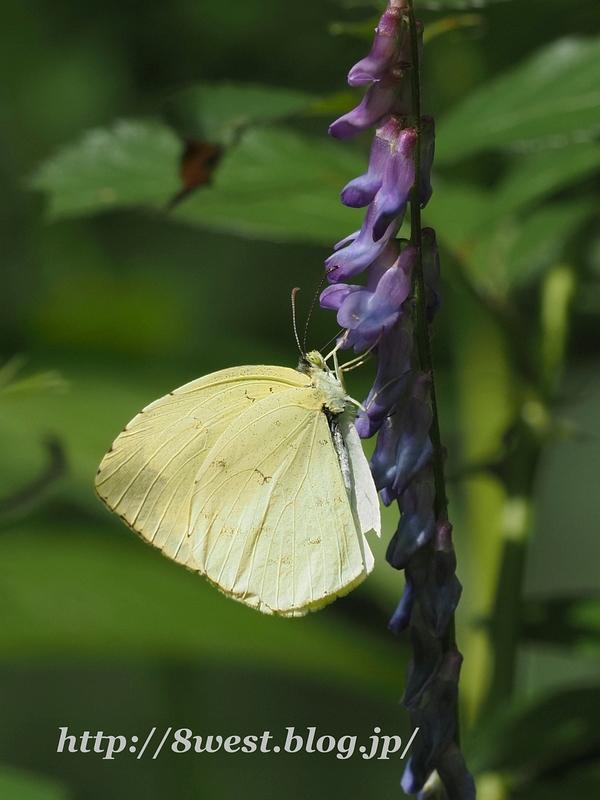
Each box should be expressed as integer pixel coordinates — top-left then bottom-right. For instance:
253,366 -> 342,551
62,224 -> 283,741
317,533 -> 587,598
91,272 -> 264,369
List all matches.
95,350 -> 380,617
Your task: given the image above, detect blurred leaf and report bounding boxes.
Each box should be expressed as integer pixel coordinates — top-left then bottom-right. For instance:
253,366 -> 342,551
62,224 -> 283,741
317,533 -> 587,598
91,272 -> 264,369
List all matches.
0,439 -> 66,523
163,82 -> 316,143
29,119 -> 181,219
436,37 -> 600,162
0,521 -> 405,696
423,180 -> 490,251
523,594 -> 600,656
490,142 -> 600,219
171,126 -> 366,244
469,686 -> 600,777
466,199 -> 595,292
0,357 -> 66,401
30,121 -> 365,245
0,764 -> 69,800
511,765 -> 600,800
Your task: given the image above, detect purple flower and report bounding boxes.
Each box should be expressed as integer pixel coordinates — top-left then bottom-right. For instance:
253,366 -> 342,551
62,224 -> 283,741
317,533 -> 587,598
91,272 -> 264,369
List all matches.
325,200 -> 402,282
347,3 -> 407,86
401,647 -> 463,796
341,116 -> 404,208
419,517 -> 463,638
389,577 -> 416,635
320,242 -> 413,352
329,65 -> 405,140
385,466 -> 436,569
369,371 -> 433,500
402,603 -> 444,708
419,116 -> 436,208
435,745 -> 476,800
372,127 -> 416,241
355,312 -> 413,438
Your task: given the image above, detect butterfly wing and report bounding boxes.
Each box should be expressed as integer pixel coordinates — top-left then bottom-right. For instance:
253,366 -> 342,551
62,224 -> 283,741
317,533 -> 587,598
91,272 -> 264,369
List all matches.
340,412 -> 381,539
186,386 -> 375,616
95,365 -> 307,559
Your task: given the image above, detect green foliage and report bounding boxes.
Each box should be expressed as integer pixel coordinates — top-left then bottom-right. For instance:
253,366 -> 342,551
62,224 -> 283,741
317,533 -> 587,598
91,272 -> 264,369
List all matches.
163,82 -> 316,142
0,765 -> 69,800
0,521 -> 404,693
31,121 -> 366,244
29,120 -> 181,219
470,686 -> 600,797
172,127 -> 366,243
523,595 -> 600,656
436,36 -> 600,162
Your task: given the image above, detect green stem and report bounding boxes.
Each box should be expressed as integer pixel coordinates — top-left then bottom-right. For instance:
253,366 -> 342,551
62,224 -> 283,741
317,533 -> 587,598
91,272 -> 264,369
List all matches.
406,0 -> 460,741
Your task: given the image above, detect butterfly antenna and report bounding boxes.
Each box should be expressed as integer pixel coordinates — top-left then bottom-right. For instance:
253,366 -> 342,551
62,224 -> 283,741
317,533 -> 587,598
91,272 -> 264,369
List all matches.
303,271 -> 334,353
291,288 -> 304,355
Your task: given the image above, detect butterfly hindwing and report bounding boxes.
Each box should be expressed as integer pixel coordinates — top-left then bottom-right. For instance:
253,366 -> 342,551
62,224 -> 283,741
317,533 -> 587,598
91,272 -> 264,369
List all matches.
186,386 -> 372,616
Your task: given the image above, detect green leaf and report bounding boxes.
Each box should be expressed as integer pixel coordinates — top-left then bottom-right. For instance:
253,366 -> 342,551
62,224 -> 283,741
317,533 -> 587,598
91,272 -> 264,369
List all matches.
469,686 -> 600,777
0,764 -> 69,800
490,142 -> 600,219
511,765 -> 600,800
469,199 -> 594,292
436,37 -> 600,162
171,126 -> 366,244
163,82 -> 316,143
522,594 -> 600,656
30,121 -> 365,245
0,521 -> 405,696
29,119 -> 181,219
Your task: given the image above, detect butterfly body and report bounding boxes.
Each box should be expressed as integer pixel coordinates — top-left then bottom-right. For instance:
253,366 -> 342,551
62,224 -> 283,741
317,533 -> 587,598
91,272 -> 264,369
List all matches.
95,351 -> 380,617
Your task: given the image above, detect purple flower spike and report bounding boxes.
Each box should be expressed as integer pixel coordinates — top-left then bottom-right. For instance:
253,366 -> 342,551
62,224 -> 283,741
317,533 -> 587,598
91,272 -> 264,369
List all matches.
347,4 -> 407,87
341,115 -> 404,208
372,127 -> 416,241
392,372 -> 434,495
419,116 -> 436,208
321,243 -> 413,352
325,201 -> 402,282
422,227 -> 441,322
420,517 -> 463,638
401,647 -> 463,795
355,315 -> 413,438
435,745 -> 476,800
402,604 -> 443,708
389,577 -> 415,635
386,467 -> 436,570
329,66 -> 404,140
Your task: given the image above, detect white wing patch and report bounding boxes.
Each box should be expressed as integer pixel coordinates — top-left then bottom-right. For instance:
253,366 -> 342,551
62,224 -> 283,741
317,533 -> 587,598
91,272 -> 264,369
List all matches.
340,412 -> 381,539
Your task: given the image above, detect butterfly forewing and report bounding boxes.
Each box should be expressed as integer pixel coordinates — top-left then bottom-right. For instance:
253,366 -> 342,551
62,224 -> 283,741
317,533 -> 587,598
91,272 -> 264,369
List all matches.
188,387 -> 371,615
95,366 -> 306,547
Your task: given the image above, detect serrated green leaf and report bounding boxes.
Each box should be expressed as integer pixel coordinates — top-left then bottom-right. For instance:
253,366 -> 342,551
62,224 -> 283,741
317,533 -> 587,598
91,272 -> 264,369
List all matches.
30,121 -> 365,245
29,119 -> 181,219
163,82 -> 316,143
0,521 -> 405,696
171,126 -> 366,244
436,37 -> 600,162
0,765 -> 69,800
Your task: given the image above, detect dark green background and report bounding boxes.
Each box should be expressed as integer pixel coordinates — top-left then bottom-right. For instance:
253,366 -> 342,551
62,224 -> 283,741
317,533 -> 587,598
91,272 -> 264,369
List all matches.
1,0 -> 600,798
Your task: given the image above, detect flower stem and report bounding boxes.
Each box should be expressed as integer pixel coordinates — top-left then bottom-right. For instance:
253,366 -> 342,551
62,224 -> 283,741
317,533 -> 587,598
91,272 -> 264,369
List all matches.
406,0 -> 460,741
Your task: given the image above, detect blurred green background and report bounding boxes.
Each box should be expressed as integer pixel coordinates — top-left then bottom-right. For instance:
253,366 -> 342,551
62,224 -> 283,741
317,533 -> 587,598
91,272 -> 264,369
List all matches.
2,0 -> 600,797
